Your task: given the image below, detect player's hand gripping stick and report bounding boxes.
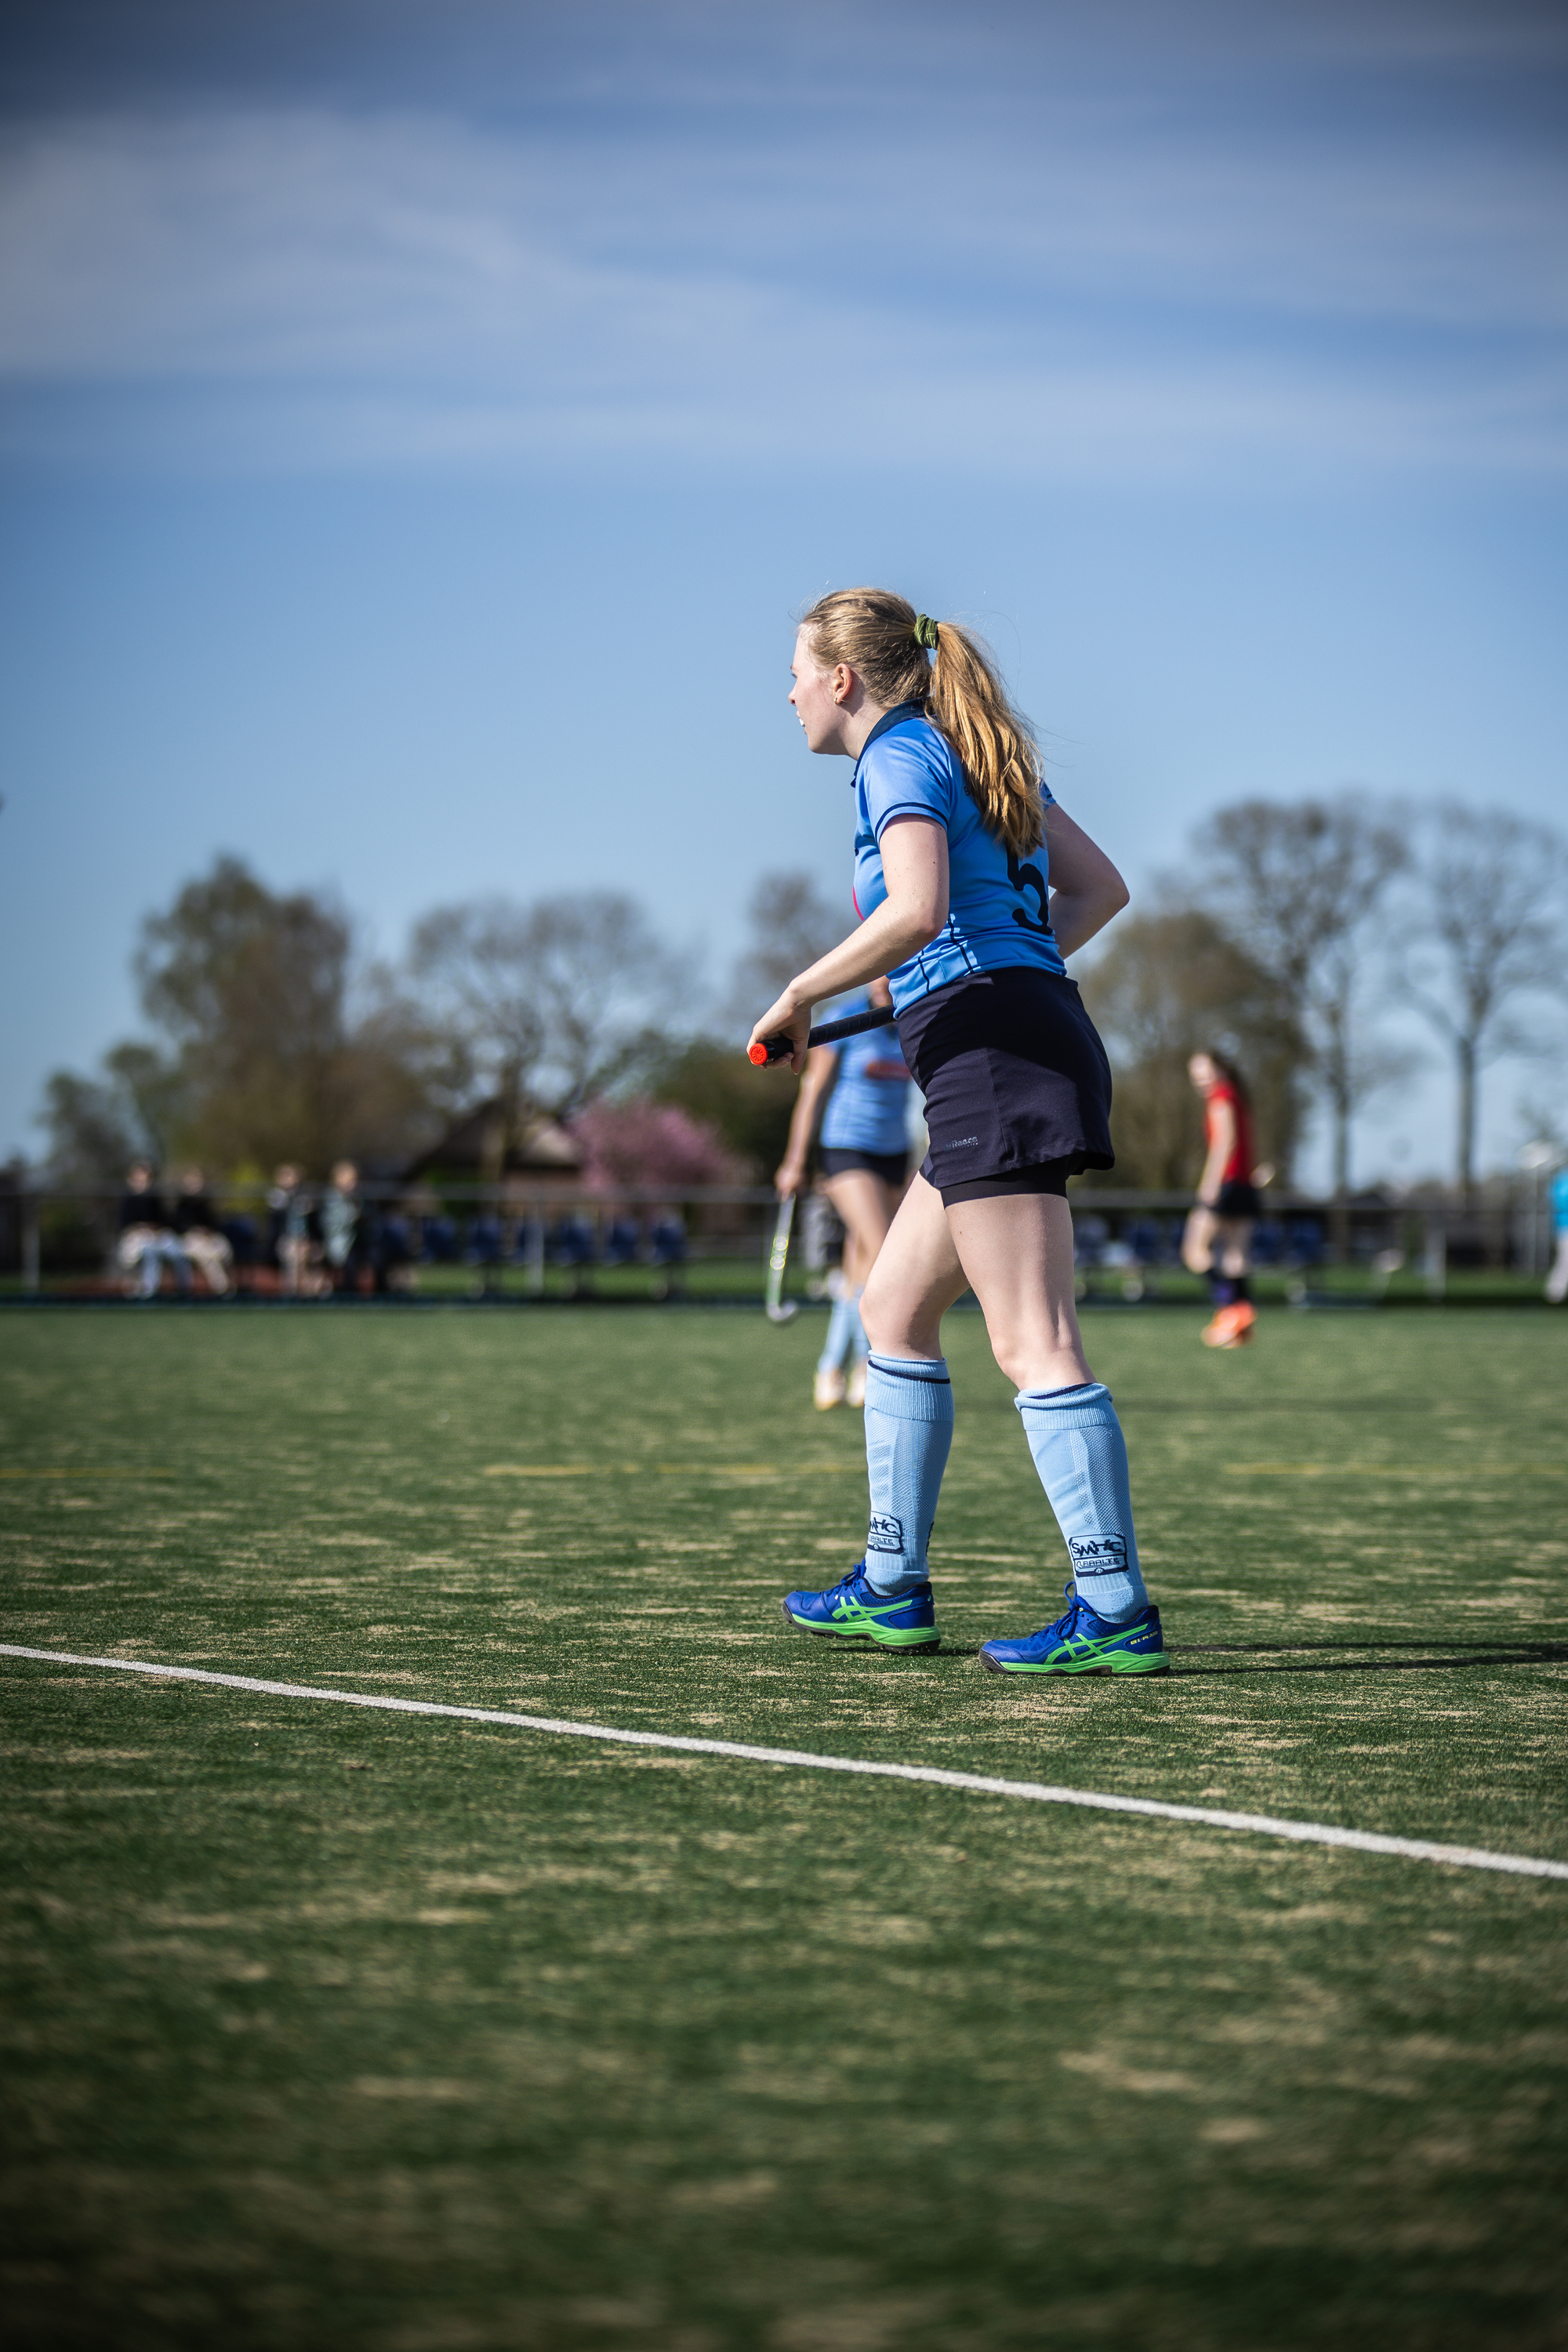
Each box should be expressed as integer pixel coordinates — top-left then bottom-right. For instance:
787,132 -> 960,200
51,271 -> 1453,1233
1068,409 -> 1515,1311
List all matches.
747,1005 -> 892,1067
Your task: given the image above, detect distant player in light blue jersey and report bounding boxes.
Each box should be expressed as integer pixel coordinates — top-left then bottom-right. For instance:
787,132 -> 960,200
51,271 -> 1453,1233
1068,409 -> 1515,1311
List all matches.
750,587 -> 1167,1679
775,975 -> 913,1410
1547,1165 -> 1568,1305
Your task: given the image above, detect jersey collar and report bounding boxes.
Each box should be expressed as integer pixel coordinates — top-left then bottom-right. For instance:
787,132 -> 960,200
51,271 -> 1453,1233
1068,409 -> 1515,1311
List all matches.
849,700 -> 927,786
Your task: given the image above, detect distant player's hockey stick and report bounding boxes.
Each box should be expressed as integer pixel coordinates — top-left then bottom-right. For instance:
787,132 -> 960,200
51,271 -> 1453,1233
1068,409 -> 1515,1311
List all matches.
764,1194 -> 797,1323
747,1006 -> 891,1067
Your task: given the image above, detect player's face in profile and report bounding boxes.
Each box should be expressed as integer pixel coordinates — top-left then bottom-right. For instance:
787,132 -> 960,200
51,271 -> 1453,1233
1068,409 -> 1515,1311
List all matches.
1188,1052 -> 1216,1092
788,629 -> 841,753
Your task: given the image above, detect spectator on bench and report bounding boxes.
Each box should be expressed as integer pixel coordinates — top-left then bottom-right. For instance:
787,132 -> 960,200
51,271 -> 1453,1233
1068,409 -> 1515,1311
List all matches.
321,1160 -> 365,1293
267,1163 -> 321,1296
116,1161 -> 191,1300
172,1167 -> 234,1296
321,1160 -> 392,1294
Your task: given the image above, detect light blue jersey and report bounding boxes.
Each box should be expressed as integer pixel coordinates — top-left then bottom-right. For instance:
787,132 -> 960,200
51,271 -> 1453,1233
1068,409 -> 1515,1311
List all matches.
819,997 -> 913,1156
851,703 -> 1065,1013
1552,1167 -> 1568,1234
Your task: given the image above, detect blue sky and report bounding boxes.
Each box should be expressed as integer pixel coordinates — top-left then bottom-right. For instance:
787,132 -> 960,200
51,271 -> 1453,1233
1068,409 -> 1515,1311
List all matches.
2,0 -> 1564,1181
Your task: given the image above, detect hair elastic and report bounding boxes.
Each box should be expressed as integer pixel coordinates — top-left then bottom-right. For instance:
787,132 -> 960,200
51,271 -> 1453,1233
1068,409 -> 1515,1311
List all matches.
913,613 -> 940,650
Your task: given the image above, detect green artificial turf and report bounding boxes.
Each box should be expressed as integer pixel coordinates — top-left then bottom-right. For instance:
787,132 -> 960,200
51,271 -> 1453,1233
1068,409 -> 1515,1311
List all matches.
2,1308 -> 1566,2351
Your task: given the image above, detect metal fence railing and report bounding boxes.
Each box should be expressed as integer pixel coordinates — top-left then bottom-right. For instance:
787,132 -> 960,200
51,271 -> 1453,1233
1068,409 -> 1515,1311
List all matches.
0,1172 -> 1556,1299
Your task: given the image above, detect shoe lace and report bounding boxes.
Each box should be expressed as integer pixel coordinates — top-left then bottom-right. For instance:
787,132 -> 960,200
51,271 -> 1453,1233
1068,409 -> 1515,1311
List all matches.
1042,1587 -> 1082,1646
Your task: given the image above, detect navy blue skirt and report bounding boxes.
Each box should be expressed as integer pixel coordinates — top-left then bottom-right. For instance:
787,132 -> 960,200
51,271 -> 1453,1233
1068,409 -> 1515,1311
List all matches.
895,967 -> 1115,1195
819,1146 -> 909,1188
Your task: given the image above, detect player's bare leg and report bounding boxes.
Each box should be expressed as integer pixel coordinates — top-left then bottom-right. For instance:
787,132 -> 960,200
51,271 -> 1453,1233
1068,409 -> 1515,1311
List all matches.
851,1174 -> 1163,1671
818,1167 -> 901,1406
823,1168 -> 897,1290
1185,1205 -> 1257,1347
1200,1216 -> 1256,1347
1181,1205 -> 1218,1276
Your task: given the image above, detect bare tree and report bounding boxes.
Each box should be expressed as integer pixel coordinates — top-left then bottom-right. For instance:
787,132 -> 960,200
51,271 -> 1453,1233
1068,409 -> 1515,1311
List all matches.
523,896 -> 689,1116
1395,803 -> 1568,1199
1080,908 -> 1308,1188
731,871 -> 844,1030
409,892 -> 687,1163
1312,934 -> 1425,1200
408,900 -> 546,1171
1192,797 -> 1409,1203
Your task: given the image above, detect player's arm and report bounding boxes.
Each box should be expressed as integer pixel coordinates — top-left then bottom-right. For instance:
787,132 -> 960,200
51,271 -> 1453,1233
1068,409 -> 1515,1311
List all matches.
1043,804 -> 1130,958
748,818 -> 948,1074
775,1046 -> 839,1196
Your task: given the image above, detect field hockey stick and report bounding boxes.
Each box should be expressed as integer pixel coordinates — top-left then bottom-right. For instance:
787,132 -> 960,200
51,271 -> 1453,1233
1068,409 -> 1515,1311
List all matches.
764,1193 -> 797,1323
747,1004 -> 891,1067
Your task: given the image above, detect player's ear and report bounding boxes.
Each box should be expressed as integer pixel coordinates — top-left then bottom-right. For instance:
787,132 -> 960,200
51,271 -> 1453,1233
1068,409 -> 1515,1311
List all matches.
833,663 -> 855,706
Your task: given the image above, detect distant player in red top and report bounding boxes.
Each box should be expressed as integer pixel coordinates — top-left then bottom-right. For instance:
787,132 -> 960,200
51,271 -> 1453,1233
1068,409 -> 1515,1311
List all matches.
1181,1051 -> 1265,1348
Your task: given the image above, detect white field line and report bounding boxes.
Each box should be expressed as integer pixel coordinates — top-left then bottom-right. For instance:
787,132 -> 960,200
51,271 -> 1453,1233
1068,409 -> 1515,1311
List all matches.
3,1642 -> 1566,1884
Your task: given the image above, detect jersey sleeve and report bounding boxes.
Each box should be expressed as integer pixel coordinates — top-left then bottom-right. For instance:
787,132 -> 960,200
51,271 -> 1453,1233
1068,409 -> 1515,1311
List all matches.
859,729 -> 954,841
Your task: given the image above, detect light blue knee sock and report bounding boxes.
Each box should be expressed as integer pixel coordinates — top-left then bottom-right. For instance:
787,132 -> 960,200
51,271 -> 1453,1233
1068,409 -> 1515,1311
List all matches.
818,1287 -> 866,1374
822,1289 -> 860,1374
1014,1381 -> 1148,1622
861,1354 -> 953,1594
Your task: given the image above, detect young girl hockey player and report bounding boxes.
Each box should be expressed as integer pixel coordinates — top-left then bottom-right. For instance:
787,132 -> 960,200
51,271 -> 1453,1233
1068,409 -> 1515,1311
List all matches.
749,589 -> 1167,1675
1181,1050 -> 1262,1348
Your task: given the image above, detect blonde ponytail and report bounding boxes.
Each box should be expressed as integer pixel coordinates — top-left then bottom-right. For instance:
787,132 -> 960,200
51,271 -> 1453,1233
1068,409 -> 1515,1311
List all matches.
798,587 -> 1045,855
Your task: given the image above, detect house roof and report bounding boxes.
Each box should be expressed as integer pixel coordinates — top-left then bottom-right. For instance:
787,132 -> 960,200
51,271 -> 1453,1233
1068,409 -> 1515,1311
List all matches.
404,1098 -> 583,1178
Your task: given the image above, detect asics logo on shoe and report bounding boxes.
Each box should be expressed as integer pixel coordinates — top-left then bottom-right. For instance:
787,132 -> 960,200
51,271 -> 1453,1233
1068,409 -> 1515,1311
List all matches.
978,1597 -> 1168,1677
867,1512 -> 905,1552
781,1563 -> 941,1650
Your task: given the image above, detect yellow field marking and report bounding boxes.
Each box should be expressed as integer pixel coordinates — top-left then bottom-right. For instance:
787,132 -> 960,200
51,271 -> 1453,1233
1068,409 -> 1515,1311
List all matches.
670,1462 -> 855,1475
1228,1464 -> 1566,1479
483,1465 -> 595,1477
484,1462 -> 855,1479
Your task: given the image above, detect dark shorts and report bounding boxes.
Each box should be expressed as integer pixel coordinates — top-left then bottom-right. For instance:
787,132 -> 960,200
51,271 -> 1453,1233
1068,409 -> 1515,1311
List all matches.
895,966 -> 1115,1209
1213,1180 -> 1260,1221
939,1159 -> 1073,1205
819,1147 -> 909,1189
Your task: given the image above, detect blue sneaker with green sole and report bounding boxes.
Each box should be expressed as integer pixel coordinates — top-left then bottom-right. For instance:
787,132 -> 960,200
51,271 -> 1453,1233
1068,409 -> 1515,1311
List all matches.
980,1585 -> 1168,1676
781,1562 -> 940,1651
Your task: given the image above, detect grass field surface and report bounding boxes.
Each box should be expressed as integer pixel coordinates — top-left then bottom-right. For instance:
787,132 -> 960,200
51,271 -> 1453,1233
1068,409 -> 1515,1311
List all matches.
2,1308 -> 1566,2350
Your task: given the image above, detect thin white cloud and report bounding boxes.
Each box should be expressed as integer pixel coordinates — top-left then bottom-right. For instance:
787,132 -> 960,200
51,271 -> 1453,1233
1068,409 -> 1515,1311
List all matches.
0,85 -> 1562,477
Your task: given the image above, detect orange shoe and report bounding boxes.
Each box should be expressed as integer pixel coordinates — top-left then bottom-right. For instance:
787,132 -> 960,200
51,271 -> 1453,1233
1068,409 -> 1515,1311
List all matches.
1201,1301 -> 1257,1348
